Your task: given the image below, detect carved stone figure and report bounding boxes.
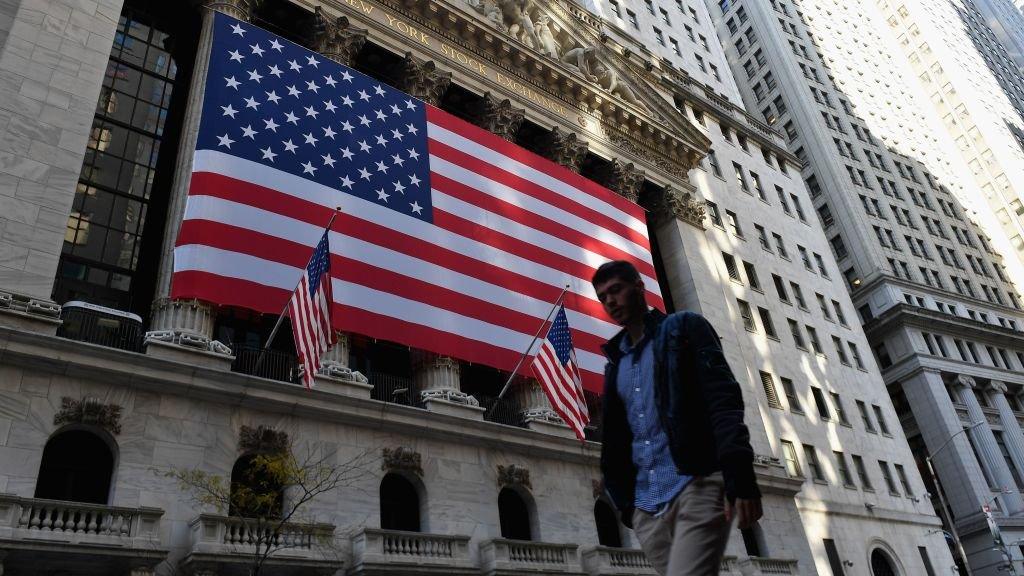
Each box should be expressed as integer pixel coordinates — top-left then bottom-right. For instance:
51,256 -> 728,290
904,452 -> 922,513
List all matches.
54,397 -> 122,435
499,0 -> 540,49
535,15 -> 560,58
560,46 -> 648,110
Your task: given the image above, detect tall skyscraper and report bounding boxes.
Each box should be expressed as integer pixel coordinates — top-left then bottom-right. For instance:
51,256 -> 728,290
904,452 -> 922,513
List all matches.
706,0 -> 1024,573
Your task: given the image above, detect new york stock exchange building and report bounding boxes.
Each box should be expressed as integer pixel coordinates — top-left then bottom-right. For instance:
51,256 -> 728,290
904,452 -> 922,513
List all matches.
0,0 -> 957,575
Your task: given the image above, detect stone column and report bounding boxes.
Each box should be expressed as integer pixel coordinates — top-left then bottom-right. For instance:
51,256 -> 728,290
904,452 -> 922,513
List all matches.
987,380 -> 1024,491
955,375 -> 1024,513
901,369 -> 991,520
399,53 -> 452,106
514,377 -> 576,438
472,92 -> 525,142
601,160 -> 645,203
540,127 -> 588,173
413,351 -> 483,419
147,0 -> 263,360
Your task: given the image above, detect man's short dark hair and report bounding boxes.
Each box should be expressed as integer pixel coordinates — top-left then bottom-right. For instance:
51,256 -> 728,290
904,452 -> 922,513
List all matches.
591,260 -> 641,287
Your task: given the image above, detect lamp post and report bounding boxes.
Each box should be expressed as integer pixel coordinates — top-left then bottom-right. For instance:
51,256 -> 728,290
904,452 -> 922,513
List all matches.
926,420 -> 986,576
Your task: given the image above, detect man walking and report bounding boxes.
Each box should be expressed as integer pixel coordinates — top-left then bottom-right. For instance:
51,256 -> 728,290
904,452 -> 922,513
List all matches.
593,260 -> 762,576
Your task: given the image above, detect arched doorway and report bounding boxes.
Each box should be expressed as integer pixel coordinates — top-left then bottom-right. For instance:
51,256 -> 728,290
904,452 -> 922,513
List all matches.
870,548 -> 899,576
34,429 -> 115,504
229,454 -> 284,518
498,487 -> 533,541
380,473 -> 421,532
594,499 -> 622,547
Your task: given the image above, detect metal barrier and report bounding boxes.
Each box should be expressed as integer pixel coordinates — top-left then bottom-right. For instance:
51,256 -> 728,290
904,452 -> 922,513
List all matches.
57,301 -> 144,352
369,373 -> 423,408
230,342 -> 298,383
477,395 -> 524,427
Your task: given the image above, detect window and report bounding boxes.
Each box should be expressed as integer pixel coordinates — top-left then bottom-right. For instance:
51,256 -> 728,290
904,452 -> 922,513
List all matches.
755,225 -> 771,251
780,377 -> 801,413
872,405 -> 891,435
824,539 -> 846,576
381,473 -> 422,531
627,9 -> 638,28
609,0 -> 622,17
895,464 -> 913,496
781,440 -> 802,477
879,460 -> 899,494
734,162 -> 750,192
726,210 -> 743,237
803,444 -> 826,482
798,246 -> 814,271
773,233 -> 788,258
811,387 -> 831,420
777,186 -> 791,213
499,487 -> 534,540
35,430 -> 115,505
833,336 -> 849,364
790,282 -> 807,309
738,299 -> 756,331
919,547 -> 936,576
806,325 -> 823,354
751,172 -> 765,200
653,27 -> 665,46
770,272 -> 786,301
670,38 -> 681,56
849,342 -> 864,369
834,451 -> 855,487
814,254 -> 829,277
743,261 -> 761,290
831,392 -> 849,425
659,6 -> 671,24
832,300 -> 848,326
707,150 -> 722,176
594,499 -> 622,547
857,400 -> 876,432
844,456 -> 871,494
723,252 -> 740,281
761,371 -> 783,408
645,0 -> 655,15
790,194 -> 807,221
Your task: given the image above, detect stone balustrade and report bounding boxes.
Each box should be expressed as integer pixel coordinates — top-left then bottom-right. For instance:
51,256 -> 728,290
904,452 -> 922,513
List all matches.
350,528 -> 475,574
0,494 -> 162,545
581,545 -> 655,575
721,555 -> 740,575
737,556 -> 799,575
480,538 -> 581,575
184,513 -> 342,574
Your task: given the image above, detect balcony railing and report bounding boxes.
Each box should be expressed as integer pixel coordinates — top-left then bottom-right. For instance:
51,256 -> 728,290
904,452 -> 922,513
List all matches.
230,342 -> 299,383
56,301 -> 144,352
582,545 -> 655,575
737,557 -> 799,575
0,494 -> 162,544
369,373 -> 424,408
187,514 -> 339,565
480,538 -> 580,574
721,555 -> 740,575
477,395 -> 525,427
351,528 -> 474,572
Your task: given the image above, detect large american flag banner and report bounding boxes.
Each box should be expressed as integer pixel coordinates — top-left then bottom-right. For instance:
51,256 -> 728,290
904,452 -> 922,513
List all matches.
289,228 -> 335,389
171,12 -> 664,392
532,305 -> 589,440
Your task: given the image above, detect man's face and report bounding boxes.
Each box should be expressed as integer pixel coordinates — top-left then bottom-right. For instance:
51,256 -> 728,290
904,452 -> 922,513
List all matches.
594,276 -> 646,326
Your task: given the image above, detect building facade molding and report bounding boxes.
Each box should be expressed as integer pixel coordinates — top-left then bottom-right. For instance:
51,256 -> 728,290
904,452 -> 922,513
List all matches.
53,396 -> 123,435
472,92 -> 526,142
400,52 -> 453,106
381,446 -> 424,477
540,126 -> 588,173
312,6 -> 368,66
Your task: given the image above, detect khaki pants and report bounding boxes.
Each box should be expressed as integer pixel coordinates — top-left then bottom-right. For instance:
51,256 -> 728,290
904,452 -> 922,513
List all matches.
631,473 -> 732,576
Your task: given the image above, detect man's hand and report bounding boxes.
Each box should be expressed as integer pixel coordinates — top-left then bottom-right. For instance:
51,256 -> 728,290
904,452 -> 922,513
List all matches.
725,497 -> 763,530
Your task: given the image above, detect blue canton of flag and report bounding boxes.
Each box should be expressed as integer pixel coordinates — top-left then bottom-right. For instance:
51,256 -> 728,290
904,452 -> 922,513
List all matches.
198,12 -> 432,221
547,306 -> 574,364
305,230 -> 331,296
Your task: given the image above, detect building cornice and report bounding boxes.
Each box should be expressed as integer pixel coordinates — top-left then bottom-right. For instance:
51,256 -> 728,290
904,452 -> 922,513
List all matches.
853,271 -> 1024,318
862,302 -> 1024,348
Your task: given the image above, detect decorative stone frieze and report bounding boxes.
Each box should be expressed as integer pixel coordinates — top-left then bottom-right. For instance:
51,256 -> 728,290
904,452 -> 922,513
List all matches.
541,127 -> 588,173
382,447 -> 423,477
312,7 -> 368,66
497,464 -> 532,490
400,53 -> 452,106
600,159 -> 645,202
238,425 -> 289,455
473,92 -> 526,142
647,184 -> 706,229
53,397 -> 123,435
200,0 -> 262,20
145,298 -> 232,358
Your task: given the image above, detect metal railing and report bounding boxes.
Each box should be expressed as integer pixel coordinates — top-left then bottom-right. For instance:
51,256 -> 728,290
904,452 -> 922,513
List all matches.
477,395 -> 524,427
230,342 -> 298,383
369,373 -> 423,408
57,303 -> 144,352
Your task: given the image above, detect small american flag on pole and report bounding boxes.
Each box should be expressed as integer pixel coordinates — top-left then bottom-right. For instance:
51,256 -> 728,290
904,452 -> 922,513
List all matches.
289,229 -> 336,388
531,305 -> 590,440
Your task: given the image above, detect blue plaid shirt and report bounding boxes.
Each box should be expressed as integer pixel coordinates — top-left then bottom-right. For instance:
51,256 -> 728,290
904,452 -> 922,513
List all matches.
617,333 -> 692,513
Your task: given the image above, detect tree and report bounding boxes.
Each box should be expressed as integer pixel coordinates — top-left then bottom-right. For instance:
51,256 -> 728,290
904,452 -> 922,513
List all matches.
165,431 -> 376,576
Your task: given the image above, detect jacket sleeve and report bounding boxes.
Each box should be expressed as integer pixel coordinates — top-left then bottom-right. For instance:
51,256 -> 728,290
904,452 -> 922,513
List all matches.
686,313 -> 761,500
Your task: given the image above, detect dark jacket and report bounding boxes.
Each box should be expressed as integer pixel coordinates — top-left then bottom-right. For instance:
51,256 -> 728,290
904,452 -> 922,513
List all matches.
600,309 -> 760,525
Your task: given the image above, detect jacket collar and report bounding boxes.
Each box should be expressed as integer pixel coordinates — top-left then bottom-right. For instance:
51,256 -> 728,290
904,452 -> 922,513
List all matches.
601,308 -> 667,363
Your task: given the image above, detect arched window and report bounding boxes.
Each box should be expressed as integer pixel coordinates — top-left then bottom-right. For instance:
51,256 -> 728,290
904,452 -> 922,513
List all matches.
594,499 -> 622,547
498,487 -> 533,541
742,525 -> 766,557
380,473 -> 421,532
229,454 -> 284,519
35,429 -> 115,504
870,548 -> 899,576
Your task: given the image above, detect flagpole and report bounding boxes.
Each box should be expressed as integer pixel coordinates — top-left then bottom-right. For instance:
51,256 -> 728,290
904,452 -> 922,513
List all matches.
484,284 -> 571,419
253,207 -> 341,374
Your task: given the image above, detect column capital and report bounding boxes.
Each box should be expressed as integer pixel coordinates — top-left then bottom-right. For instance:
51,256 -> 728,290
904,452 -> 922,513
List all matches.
199,0 -> 262,21
541,127 -> 588,173
989,380 -> 1010,394
647,184 -> 706,229
311,7 -> 367,66
400,53 -> 451,106
473,92 -> 525,142
602,159 -> 645,203
953,374 -> 977,389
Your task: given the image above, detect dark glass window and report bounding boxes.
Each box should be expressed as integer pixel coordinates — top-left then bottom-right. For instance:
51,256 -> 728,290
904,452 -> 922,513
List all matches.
499,488 -> 533,540
380,473 -> 421,532
35,430 -> 114,504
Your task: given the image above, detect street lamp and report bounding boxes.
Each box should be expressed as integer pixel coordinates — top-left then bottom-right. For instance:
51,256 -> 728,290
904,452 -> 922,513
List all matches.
926,420 -> 986,576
